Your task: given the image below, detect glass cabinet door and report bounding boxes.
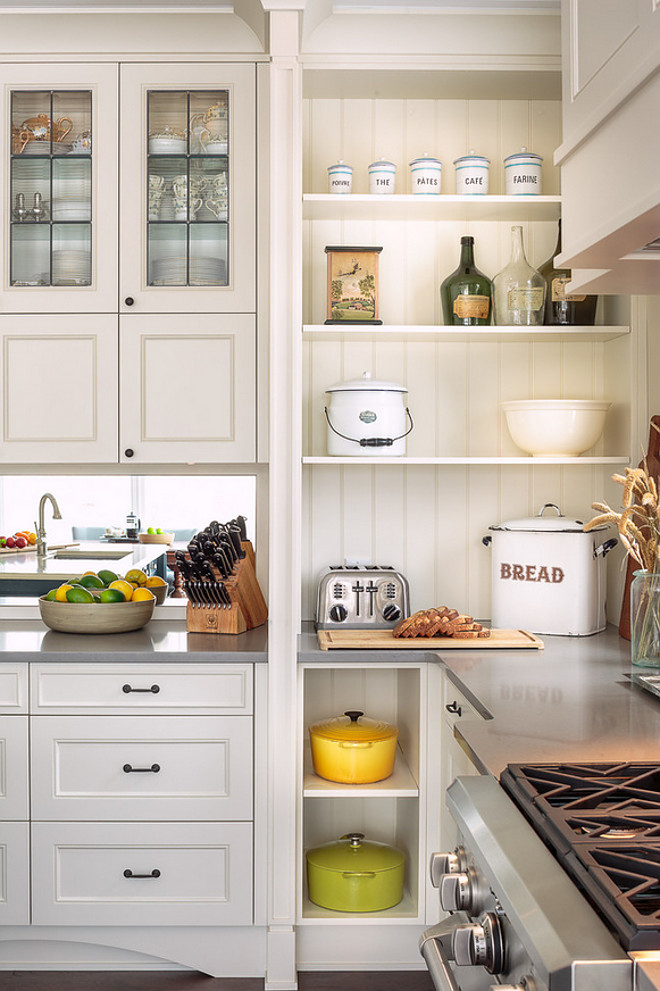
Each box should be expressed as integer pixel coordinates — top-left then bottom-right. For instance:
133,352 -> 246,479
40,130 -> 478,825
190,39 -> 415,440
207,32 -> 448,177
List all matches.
120,64 -> 255,313
2,64 -> 118,312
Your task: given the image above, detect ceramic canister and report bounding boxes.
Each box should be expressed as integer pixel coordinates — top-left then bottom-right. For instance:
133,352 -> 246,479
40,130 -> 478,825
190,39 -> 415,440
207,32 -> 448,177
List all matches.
453,150 -> 490,194
327,161 -> 353,194
368,158 -> 396,195
504,147 -> 543,195
409,153 -> 442,194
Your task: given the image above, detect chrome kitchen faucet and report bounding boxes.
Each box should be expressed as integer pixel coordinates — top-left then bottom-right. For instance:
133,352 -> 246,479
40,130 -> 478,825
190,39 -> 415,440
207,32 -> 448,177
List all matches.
35,492 -> 62,558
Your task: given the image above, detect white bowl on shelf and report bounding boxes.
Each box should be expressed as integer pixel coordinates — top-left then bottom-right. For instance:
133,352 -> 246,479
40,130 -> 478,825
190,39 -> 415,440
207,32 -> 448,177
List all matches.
501,399 -> 611,457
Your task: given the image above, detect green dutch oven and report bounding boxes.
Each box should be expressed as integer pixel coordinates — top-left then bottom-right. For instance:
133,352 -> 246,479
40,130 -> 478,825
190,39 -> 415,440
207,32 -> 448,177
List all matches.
306,832 -> 405,912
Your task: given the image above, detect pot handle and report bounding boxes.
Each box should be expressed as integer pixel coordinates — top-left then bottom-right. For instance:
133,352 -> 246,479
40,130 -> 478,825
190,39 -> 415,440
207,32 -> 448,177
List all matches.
594,537 -> 618,559
342,871 -> 376,878
324,407 -> 414,447
338,740 -> 374,749
482,535 -> 492,547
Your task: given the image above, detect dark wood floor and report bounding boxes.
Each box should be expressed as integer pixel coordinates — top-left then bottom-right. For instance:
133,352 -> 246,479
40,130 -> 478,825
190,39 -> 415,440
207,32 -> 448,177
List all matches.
1,972 -> 435,990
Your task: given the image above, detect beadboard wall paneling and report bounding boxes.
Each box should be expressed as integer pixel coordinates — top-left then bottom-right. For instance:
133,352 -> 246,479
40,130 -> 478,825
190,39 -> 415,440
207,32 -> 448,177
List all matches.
302,95 -> 630,623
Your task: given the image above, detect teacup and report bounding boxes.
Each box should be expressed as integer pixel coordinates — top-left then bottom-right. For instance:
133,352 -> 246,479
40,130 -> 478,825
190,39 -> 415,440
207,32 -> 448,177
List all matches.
71,131 -> 92,153
148,187 -> 164,221
149,173 -> 166,192
200,130 -> 227,155
206,172 -> 227,197
206,197 -> 228,221
173,193 -> 203,221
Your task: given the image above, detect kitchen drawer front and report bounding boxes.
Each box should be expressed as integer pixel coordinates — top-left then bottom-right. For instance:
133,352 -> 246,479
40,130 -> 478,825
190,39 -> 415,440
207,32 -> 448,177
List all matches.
0,664 -> 28,713
0,821 -> 29,924
30,715 -> 253,821
31,821 -> 253,926
30,663 -> 253,714
0,716 -> 29,820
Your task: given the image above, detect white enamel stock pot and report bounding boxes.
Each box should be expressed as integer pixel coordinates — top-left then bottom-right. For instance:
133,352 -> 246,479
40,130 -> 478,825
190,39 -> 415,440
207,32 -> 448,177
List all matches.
325,372 -> 413,456
483,503 -> 618,636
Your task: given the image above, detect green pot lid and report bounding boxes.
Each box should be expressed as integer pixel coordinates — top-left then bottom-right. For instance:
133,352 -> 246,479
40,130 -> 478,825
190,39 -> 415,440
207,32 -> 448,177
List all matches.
308,710 -> 398,743
306,833 -> 405,873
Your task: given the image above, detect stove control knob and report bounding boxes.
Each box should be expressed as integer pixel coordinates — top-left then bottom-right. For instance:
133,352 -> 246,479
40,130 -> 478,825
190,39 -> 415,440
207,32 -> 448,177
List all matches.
452,913 -> 504,974
429,847 -> 466,888
329,604 -> 348,622
439,870 -> 476,913
493,977 -> 535,991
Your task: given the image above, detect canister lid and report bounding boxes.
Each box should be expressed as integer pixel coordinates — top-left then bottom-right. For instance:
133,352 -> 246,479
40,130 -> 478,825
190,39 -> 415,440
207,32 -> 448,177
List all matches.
369,158 -> 396,169
306,832 -> 405,874
326,371 -> 407,394
328,160 -> 353,172
454,149 -> 490,166
308,710 -> 398,743
504,146 -> 543,164
409,153 -> 442,166
489,503 -> 606,532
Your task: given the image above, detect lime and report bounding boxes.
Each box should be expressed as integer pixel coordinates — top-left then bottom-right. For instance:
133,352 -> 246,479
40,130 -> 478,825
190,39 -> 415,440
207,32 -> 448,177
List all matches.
79,574 -> 105,590
147,527 -> 155,534
156,528 -> 163,534
66,587 -> 95,604
98,569 -> 119,586
100,587 -> 126,604
44,588 -> 58,601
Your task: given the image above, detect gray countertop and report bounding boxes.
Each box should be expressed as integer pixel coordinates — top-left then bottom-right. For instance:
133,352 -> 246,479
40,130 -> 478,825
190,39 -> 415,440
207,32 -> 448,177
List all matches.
299,624 -> 660,776
0,618 -> 268,661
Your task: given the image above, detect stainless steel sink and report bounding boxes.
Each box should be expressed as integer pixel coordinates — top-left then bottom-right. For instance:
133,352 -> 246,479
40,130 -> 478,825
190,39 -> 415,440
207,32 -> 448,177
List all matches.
53,549 -> 129,560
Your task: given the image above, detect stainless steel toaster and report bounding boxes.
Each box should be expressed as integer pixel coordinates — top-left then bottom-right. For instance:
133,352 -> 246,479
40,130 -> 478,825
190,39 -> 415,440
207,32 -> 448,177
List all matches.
316,565 -> 410,630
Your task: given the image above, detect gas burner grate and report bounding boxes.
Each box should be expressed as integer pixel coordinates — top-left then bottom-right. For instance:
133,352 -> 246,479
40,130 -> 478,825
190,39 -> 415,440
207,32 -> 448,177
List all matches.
503,762 -> 660,813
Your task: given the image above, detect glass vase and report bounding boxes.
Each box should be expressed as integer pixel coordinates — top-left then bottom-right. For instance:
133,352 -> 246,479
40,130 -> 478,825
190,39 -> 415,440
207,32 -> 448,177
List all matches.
631,569 -> 660,667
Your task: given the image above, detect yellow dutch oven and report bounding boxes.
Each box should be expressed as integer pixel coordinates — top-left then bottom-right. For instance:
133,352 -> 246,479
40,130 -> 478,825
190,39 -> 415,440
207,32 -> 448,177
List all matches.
306,832 -> 405,912
308,709 -> 398,784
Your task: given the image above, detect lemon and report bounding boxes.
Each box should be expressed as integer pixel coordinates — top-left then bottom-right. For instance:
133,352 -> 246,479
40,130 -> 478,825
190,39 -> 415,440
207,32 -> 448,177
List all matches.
131,587 -> 156,602
144,575 -> 167,588
79,574 -> 105,589
55,584 -> 74,602
81,570 -> 97,577
66,586 -> 95,604
100,588 -> 126,604
125,568 -> 148,586
98,569 -> 119,586
108,579 -> 134,601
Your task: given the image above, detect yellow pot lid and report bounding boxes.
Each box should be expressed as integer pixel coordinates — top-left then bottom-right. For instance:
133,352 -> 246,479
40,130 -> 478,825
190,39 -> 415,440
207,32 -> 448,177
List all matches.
309,710 -> 398,743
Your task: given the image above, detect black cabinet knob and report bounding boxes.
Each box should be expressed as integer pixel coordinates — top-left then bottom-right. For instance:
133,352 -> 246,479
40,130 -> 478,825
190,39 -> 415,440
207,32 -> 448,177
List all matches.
125,449 -> 134,458
124,297 -> 135,306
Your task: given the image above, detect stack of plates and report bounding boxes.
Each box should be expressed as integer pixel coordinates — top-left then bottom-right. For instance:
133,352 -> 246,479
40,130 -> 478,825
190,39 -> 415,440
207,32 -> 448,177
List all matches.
52,249 -> 91,285
22,141 -> 72,156
150,255 -> 226,286
52,200 -> 91,221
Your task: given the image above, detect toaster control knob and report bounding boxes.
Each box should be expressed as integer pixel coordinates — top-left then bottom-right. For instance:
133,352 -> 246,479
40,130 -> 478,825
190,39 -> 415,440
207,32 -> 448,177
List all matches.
452,913 -> 504,974
430,847 -> 466,887
383,603 -> 402,622
329,604 -> 348,623
440,870 -> 478,913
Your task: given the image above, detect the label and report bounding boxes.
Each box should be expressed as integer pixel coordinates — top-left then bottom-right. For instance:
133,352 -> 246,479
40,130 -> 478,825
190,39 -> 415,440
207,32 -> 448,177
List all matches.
507,287 -> 544,312
453,294 -> 490,319
359,410 -> 377,423
500,562 -> 564,584
551,276 -> 587,303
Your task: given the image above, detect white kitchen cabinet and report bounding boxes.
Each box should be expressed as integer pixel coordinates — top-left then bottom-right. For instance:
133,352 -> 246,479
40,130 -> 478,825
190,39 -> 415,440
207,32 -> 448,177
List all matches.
1,63 -> 118,313
299,662 -> 426,925
119,62 -> 255,314
31,820 -> 253,927
119,312 -> 256,464
0,716 -> 29,821
0,313 -> 118,464
0,822 -> 30,925
439,673 -> 482,854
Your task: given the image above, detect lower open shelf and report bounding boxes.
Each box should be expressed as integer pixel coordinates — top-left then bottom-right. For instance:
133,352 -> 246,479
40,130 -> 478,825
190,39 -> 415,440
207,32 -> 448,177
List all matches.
299,886 -> 421,925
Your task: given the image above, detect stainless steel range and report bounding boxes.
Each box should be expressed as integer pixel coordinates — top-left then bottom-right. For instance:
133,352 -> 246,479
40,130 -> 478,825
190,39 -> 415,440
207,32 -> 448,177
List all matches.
419,765 -> 660,991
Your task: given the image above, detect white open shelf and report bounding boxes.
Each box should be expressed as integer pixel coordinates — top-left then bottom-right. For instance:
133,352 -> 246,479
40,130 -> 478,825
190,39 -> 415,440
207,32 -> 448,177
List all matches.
303,744 -> 419,798
303,456 -> 630,466
303,193 -> 562,222
303,325 -> 630,344
300,885 -> 420,924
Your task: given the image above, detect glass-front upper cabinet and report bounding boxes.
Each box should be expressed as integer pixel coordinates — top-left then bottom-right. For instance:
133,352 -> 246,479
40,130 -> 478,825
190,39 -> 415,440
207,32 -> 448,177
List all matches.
1,64 -> 118,312
120,63 -> 255,313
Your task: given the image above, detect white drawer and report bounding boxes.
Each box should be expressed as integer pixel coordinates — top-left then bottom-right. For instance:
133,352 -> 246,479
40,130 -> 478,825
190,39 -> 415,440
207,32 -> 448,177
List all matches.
31,715 -> 253,821
31,821 -> 253,927
0,821 -> 29,924
0,664 -> 27,713
0,716 -> 29,820
30,663 -> 253,714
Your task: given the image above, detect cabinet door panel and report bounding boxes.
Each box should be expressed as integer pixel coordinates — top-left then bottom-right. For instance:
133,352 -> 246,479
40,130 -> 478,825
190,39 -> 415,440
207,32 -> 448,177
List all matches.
0,716 -> 28,820
120,313 -> 255,463
120,62 -> 255,314
30,714 -> 253,821
0,314 -> 117,463
0,822 -> 29,924
1,63 -> 118,313
0,663 -> 27,712
32,821 -> 253,926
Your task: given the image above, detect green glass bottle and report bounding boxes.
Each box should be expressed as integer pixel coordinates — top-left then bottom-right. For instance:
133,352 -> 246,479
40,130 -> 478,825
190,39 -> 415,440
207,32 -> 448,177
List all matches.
538,219 -> 598,326
440,235 -> 492,326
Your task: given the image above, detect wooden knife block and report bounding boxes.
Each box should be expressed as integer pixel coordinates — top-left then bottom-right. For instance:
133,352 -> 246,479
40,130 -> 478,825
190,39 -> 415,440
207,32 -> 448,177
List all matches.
186,540 -> 268,635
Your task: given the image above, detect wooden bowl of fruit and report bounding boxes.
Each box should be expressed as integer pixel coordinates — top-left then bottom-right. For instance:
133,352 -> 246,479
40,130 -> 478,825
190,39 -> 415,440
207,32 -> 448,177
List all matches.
139,530 -> 174,545
38,573 -> 158,634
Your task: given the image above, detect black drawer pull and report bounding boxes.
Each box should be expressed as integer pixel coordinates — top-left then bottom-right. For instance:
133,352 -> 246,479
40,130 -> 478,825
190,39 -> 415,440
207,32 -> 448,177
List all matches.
123,869 -> 161,879
122,684 -> 160,694
445,701 -> 462,717
123,763 -> 160,774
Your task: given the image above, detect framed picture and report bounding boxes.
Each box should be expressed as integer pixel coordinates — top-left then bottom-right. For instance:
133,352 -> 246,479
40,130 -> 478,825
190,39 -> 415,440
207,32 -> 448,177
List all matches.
325,245 -> 383,324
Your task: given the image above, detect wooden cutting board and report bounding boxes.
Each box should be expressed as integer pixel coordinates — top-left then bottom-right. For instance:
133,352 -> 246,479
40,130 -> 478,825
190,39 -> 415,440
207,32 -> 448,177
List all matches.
317,628 -> 544,650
